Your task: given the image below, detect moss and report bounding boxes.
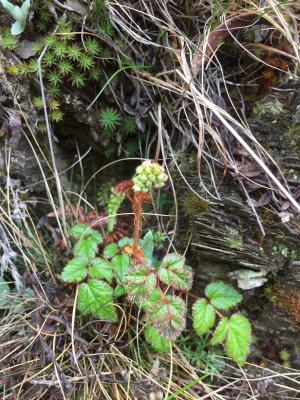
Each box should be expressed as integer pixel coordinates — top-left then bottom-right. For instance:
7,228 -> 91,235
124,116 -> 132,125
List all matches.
271,244 -> 299,261
285,121 -> 300,153
182,192 -> 208,217
226,228 -> 243,250
259,208 -> 277,225
279,349 -> 291,368
252,95 -> 284,120
272,283 -> 300,329
264,285 -> 277,303
289,123 -> 300,136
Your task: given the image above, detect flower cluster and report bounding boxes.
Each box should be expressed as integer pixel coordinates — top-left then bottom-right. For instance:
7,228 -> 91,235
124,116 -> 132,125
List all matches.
133,160 -> 168,192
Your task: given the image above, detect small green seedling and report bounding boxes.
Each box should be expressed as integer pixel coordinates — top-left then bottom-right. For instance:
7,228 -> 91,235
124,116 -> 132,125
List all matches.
0,0 -> 30,35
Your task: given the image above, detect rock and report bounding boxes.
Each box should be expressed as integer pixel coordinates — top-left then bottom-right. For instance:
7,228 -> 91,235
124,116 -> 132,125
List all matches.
176,87 -> 300,365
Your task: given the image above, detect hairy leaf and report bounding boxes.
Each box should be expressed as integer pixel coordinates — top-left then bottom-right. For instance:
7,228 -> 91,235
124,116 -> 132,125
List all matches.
211,317 -> 229,345
205,281 -> 242,310
88,258 -> 114,283
158,264 -> 192,290
111,254 -> 129,284
126,266 -> 157,300
61,257 -> 88,283
77,279 -> 117,321
192,298 -> 216,335
103,243 -> 118,258
147,295 -> 186,339
225,313 -> 251,365
144,325 -> 171,353
137,288 -> 161,310
74,237 -> 99,259
161,253 -> 185,270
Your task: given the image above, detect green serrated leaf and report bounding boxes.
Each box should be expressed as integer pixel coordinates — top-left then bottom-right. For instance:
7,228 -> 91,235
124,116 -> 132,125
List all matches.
161,253 -> 185,270
77,279 -> 117,321
118,237 -> 133,248
158,264 -> 192,290
61,257 -> 88,283
74,237 -> 99,259
137,288 -> 161,310
103,243 -> 118,258
147,295 -> 186,340
88,258 -> 114,283
141,230 -> 154,264
205,281 -> 242,310
70,224 -> 102,244
225,313 -> 251,365
211,317 -> 229,345
89,231 -> 103,245
114,284 -> 127,298
70,223 -> 93,238
144,325 -> 171,353
127,266 -> 157,300
111,254 -> 129,284
192,298 -> 216,335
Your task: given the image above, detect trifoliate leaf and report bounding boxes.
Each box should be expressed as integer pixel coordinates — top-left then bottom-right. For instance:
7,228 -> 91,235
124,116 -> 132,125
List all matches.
111,254 -> 129,284
88,258 -> 114,283
205,281 -> 242,310
73,237 -> 99,259
147,295 -> 186,339
61,257 -> 88,283
141,230 -> 154,265
211,317 -> 229,345
126,266 -> 157,300
192,298 -> 216,335
158,264 -> 192,290
77,279 -> 117,321
70,223 -> 93,238
225,313 -> 251,365
103,243 -> 118,258
144,325 -> 171,353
